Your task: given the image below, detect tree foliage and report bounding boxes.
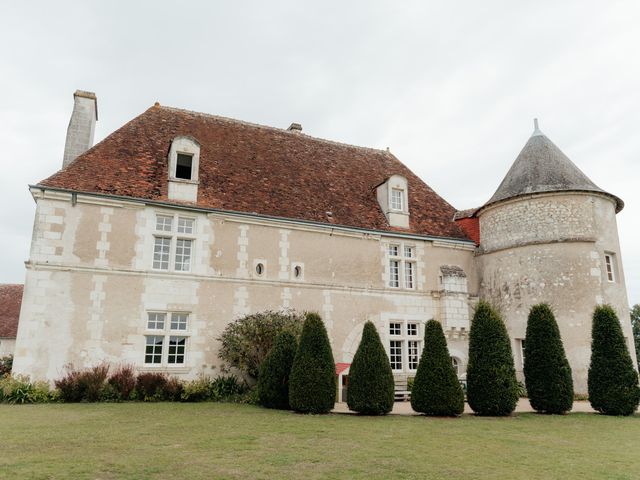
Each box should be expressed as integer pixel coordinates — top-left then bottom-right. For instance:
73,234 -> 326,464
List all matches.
466,301 -> 519,416
347,321 -> 395,415
257,331 -> 298,409
588,305 -> 640,416
411,320 -> 464,416
523,304 -> 573,414
217,310 -> 305,381
631,304 -> 640,367
289,312 -> 336,413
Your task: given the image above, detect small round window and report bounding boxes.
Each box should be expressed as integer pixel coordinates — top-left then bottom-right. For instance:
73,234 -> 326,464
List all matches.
294,265 -> 302,278
255,263 -> 264,275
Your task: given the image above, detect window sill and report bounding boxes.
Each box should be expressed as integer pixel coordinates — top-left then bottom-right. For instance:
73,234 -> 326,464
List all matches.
139,366 -> 191,374
169,177 -> 199,185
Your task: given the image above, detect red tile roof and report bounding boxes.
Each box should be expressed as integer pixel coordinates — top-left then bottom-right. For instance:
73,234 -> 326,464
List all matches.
0,284 -> 23,338
335,363 -> 351,376
39,105 -> 469,240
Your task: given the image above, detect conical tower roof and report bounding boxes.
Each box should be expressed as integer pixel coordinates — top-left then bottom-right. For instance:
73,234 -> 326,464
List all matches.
482,120 -> 623,213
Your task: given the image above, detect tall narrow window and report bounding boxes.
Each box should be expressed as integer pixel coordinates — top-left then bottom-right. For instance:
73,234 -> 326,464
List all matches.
145,336 -> 164,364
175,239 -> 192,272
176,153 -> 193,180
390,340 -> 403,370
389,260 -> 400,288
153,237 -> 171,270
387,243 -> 416,289
168,336 -> 186,364
390,188 -> 404,210
407,340 -> 419,370
604,253 -> 616,282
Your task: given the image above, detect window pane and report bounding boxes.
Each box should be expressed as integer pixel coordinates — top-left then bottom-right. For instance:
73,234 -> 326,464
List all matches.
147,312 -> 166,330
153,237 -> 171,270
404,246 -> 414,258
390,340 -> 403,370
177,217 -> 194,234
156,215 -> 173,232
605,254 -> 614,281
176,153 -> 193,180
145,335 -> 163,364
407,323 -> 418,336
404,261 -> 414,289
388,245 -> 399,257
170,313 -> 188,330
175,239 -> 192,272
408,340 -> 419,370
389,260 -> 400,288
391,189 -> 403,210
389,322 -> 402,336
168,336 -> 186,364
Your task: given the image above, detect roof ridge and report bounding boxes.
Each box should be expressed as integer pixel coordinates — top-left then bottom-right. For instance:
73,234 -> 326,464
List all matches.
158,105 -> 392,156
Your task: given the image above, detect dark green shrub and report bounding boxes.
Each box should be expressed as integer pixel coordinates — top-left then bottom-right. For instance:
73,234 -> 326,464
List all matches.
289,312 -> 336,413
347,321 -> 394,415
631,304 -> 640,367
107,364 -> 137,401
0,375 -> 51,404
210,375 -> 245,400
524,304 -> 573,414
55,364 -> 109,402
218,310 -> 305,381
135,372 -> 168,401
0,355 -> 13,378
588,305 -> 640,416
411,320 -> 464,416
257,331 -> 298,409
467,301 -> 519,416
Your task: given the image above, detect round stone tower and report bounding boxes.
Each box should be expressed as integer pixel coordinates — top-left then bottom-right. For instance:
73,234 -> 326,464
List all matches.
474,120 -> 636,394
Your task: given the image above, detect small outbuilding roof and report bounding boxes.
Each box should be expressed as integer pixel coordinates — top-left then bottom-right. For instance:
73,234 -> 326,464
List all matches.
482,120 -> 623,213
0,284 -> 23,338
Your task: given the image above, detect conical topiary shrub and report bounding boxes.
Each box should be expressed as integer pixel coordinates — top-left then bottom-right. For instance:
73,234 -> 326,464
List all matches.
588,304 -> 640,416
524,304 -> 573,414
289,312 -> 336,413
347,321 -> 395,415
257,331 -> 298,410
467,301 -> 519,416
411,319 -> 464,416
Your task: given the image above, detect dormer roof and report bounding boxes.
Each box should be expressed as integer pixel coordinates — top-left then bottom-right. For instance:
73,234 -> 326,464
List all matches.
482,121 -> 623,213
37,105 -> 469,240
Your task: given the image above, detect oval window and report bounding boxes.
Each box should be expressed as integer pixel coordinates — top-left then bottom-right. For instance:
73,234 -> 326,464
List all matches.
255,263 -> 264,275
294,265 -> 302,278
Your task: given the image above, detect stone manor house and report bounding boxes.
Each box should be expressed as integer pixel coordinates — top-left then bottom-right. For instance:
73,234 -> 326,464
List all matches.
11,91 -> 637,394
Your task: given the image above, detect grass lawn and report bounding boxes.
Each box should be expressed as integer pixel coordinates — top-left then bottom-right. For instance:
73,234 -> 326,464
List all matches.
0,403 -> 638,479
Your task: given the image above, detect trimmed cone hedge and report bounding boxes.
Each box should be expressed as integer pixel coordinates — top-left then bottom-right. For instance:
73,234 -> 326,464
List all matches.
411,319 -> 464,416
289,312 -> 336,413
347,321 -> 395,415
588,305 -> 640,416
257,331 -> 298,410
524,304 -> 573,414
467,301 -> 519,416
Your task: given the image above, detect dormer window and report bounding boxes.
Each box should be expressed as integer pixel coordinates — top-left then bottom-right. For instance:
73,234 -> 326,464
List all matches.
376,174 -> 409,229
176,153 -> 193,180
391,188 -> 404,211
168,136 -> 200,202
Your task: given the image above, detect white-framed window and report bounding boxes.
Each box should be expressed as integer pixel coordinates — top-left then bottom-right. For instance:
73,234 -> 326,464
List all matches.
390,188 -> 404,211
144,311 -> 190,366
388,243 -> 417,289
152,213 -> 196,273
516,338 -> 526,370
604,252 -> 616,282
389,321 -> 422,372
175,153 -> 194,180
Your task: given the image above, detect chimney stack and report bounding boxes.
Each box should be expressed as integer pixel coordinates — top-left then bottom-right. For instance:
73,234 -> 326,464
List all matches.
287,122 -> 302,133
62,90 -> 98,168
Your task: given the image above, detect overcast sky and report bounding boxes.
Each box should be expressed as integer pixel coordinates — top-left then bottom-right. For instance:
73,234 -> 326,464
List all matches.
2,1 -> 640,304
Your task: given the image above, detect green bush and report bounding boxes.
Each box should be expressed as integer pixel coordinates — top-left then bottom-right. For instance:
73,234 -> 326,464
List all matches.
211,375 -> 245,400
0,355 -> 13,378
257,331 -> 298,409
0,375 -> 51,404
181,376 -> 213,402
289,312 -> 336,413
218,310 -> 305,382
347,321 -> 394,415
466,301 -> 519,416
523,304 -> 573,414
411,320 -> 464,416
107,365 -> 137,401
588,305 -> 640,416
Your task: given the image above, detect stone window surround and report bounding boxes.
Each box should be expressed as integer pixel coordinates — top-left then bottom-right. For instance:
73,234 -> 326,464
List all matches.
168,136 -> 200,184
387,242 -> 416,290
387,320 -> 422,373
144,311 -> 191,367
152,212 -> 197,273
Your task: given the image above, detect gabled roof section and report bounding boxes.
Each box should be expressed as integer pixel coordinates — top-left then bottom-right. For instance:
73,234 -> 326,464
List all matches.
38,105 -> 469,240
0,284 -> 23,338
483,122 -> 623,213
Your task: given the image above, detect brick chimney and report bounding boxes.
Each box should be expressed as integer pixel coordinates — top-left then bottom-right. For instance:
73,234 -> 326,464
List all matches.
62,90 -> 98,168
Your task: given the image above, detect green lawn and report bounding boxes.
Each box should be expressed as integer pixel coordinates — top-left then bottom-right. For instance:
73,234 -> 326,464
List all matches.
0,404 -> 638,479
